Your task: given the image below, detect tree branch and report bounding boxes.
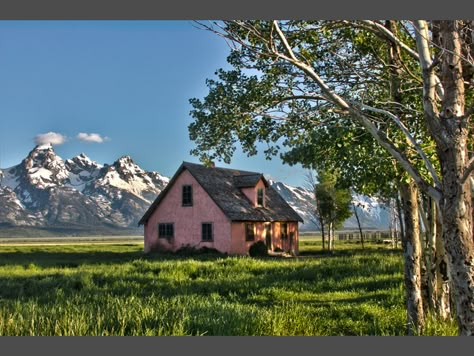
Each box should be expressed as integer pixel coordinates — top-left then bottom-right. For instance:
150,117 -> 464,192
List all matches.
273,94 -> 328,104
356,20 -> 421,61
355,102 -> 442,189
413,20 -> 449,148
412,21 -> 446,101
272,20 -> 442,203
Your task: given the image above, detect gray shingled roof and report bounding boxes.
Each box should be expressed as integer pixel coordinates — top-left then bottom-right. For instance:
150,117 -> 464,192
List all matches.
233,174 -> 265,188
139,162 -> 303,225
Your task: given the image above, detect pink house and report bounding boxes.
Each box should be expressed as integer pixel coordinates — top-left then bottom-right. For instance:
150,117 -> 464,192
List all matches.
138,162 -> 303,255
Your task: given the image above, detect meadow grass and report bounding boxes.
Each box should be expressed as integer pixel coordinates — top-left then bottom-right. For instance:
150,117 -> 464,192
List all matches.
0,239 -> 457,335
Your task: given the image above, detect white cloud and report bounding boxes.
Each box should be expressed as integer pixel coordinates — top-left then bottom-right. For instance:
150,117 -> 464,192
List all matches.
77,133 -> 110,143
34,132 -> 67,146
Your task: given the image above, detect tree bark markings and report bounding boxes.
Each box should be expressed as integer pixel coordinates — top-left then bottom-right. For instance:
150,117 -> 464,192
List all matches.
400,181 -> 425,335
434,20 -> 474,336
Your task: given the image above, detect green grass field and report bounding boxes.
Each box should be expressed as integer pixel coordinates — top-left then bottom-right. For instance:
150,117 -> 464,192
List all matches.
0,238 -> 457,335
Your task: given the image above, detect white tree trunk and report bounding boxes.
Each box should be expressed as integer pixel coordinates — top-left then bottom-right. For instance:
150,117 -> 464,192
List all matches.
400,181 -> 425,335
416,20 -> 474,335
435,208 -> 451,320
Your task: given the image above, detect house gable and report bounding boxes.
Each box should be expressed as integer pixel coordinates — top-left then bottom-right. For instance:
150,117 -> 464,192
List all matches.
179,162 -> 303,223
140,161 -> 302,255
142,168 -> 231,253
139,161 -> 303,226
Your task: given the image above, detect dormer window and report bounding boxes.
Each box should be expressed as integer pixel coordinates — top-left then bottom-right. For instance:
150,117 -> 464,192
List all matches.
257,187 -> 264,207
182,185 -> 193,206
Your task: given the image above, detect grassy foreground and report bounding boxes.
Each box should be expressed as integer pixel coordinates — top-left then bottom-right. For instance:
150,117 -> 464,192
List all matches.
0,240 -> 457,335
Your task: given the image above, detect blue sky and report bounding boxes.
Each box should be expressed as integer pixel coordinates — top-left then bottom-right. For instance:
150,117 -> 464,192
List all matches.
0,21 -> 306,186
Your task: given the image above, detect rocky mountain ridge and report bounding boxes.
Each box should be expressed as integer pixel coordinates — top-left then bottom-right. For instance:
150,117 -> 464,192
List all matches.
0,145 -> 388,235
0,144 -> 169,231
269,181 -> 389,231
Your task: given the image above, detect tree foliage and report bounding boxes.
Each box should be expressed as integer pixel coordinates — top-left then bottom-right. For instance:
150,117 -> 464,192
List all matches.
188,20 -> 474,335
188,21 -> 443,199
314,170 -> 352,232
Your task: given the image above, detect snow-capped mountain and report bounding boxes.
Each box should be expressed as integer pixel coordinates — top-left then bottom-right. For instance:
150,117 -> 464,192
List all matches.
269,180 -> 389,231
348,194 -> 390,230
0,145 -> 388,234
0,144 -> 168,231
269,180 -> 316,229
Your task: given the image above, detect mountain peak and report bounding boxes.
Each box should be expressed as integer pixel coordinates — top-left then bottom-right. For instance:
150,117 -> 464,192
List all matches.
73,152 -> 95,164
26,143 -> 61,164
28,143 -> 57,161
66,152 -> 102,171
117,155 -> 134,164
114,155 -> 143,172
34,143 -> 54,151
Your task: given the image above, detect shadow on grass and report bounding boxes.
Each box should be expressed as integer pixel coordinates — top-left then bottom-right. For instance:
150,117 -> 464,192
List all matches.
298,247 -> 401,258
0,245 -> 415,336
0,250 -> 144,268
0,241 -> 399,267
0,250 -> 402,312
0,270 -> 401,314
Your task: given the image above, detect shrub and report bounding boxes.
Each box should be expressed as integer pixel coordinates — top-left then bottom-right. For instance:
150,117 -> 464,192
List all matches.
249,241 -> 268,257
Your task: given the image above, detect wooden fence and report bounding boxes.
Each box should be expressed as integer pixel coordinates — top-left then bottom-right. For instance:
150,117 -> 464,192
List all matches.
337,231 -> 401,243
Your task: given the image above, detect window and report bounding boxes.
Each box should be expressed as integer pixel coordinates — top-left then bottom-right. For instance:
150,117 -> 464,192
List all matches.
201,223 -> 213,242
182,185 -> 193,206
281,223 -> 288,239
257,187 -> 264,206
158,223 -> 174,239
246,223 -> 255,241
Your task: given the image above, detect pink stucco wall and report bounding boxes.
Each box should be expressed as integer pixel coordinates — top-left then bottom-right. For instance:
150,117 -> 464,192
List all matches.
230,221 -> 299,255
241,179 -> 266,207
144,169 -> 299,255
144,169 -> 231,253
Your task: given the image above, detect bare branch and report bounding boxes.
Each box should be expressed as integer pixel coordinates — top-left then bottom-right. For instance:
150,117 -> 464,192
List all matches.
273,20 -> 299,62
413,20 -> 447,146
194,21 -> 239,51
355,102 -> 442,189
411,21 -> 446,101
273,94 -> 327,104
197,20 -> 444,202
271,21 -> 442,202
357,20 -> 421,61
